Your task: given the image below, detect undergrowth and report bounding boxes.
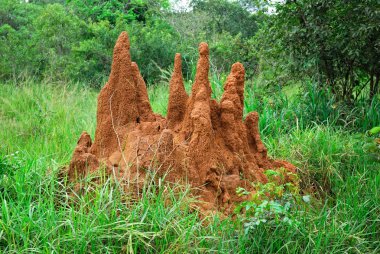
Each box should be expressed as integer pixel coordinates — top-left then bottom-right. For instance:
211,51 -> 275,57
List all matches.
0,81 -> 379,253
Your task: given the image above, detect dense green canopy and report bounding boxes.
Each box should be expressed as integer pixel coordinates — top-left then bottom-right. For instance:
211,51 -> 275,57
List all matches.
0,0 -> 379,101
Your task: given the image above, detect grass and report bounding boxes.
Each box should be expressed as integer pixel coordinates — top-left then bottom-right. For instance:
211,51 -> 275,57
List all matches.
0,80 -> 379,253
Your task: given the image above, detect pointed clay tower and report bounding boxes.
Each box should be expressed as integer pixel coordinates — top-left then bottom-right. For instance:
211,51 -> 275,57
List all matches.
68,32 -> 296,214
90,31 -> 138,158
167,53 -> 188,129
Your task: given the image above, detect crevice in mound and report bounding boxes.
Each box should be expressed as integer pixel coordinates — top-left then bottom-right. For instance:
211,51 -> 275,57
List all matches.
68,31 -> 296,214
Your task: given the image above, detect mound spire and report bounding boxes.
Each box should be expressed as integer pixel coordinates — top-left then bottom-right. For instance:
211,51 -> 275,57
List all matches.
167,53 -> 188,129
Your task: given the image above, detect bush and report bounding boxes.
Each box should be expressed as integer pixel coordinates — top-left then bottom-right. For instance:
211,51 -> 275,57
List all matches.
67,20 -> 121,87
128,19 -> 180,83
209,32 -> 257,77
0,0 -> 42,79
32,4 -> 86,81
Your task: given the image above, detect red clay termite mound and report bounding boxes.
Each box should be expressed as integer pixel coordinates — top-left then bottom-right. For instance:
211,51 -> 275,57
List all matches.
68,32 -> 296,214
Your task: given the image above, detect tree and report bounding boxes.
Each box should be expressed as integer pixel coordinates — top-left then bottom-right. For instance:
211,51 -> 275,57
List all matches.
33,3 -> 85,80
191,0 -> 258,38
256,0 -> 380,103
0,0 -> 42,79
67,0 -> 170,25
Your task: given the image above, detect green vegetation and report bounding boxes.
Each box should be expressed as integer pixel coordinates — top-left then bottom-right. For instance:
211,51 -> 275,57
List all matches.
1,81 -> 379,253
255,0 -> 380,102
1,0 -> 379,253
1,0 -> 378,99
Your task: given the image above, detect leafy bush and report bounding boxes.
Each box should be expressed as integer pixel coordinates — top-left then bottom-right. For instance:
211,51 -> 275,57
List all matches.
0,0 -> 42,79
67,20 -> 121,87
255,0 -> 380,102
0,151 -> 23,201
0,0 -> 181,85
128,19 -> 180,83
209,32 -> 257,77
359,126 -> 380,162
33,4 -> 85,81
235,169 -> 309,235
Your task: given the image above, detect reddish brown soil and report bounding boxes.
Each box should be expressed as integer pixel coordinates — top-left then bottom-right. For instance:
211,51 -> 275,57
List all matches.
68,32 -> 296,214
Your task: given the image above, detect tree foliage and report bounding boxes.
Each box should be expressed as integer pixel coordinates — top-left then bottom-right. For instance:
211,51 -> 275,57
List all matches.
0,0 -> 379,104
0,0 -> 177,84
256,0 -> 380,102
191,0 -> 258,38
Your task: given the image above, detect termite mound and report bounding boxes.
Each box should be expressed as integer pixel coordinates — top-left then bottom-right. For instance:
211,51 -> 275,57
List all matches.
68,31 -> 296,214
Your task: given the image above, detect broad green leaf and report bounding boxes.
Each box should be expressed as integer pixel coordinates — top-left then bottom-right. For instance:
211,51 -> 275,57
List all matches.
369,127 -> 380,135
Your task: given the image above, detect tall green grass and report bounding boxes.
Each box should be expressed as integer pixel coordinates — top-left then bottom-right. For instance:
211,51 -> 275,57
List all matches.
0,81 -> 379,253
